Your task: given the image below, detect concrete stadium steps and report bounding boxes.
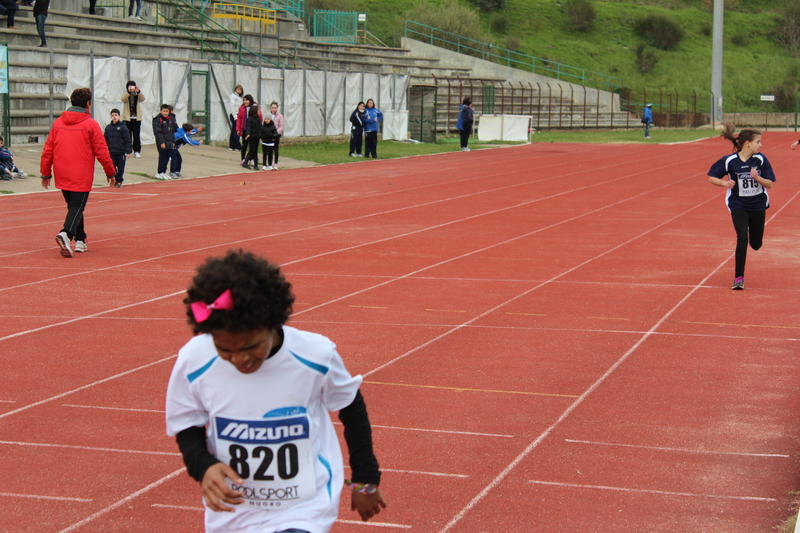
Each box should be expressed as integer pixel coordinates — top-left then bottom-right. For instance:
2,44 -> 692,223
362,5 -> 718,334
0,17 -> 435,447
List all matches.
277,38 -> 472,76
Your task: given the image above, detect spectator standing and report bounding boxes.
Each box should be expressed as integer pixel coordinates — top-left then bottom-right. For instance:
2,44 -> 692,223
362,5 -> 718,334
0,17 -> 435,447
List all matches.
242,106 -> 261,169
457,98 -> 474,152
269,101 -> 284,170
33,0 -> 48,46
104,108 -> 132,188
40,88 -> 117,257
4,0 -> 18,29
236,94 -> 261,164
153,104 -> 178,180
643,103 -> 653,139
228,85 -> 243,151
88,0 -> 96,14
349,101 -> 365,157
364,98 -> 382,159
121,81 -> 145,158
128,0 -> 142,20
260,113 -> 279,171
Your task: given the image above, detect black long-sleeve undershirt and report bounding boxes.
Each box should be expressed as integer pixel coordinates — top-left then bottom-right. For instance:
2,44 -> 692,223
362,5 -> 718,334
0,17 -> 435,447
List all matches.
175,389 -> 381,485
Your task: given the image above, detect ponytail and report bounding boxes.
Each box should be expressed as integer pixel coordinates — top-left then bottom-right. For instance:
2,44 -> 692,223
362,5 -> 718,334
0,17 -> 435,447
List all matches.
719,122 -> 761,152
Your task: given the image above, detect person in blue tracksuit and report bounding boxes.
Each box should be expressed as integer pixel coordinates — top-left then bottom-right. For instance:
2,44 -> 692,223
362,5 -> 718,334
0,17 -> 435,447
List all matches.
707,123 -> 776,291
364,98 -> 383,159
170,123 -> 204,178
642,103 -> 653,139
457,98 -> 474,151
349,101 -> 365,157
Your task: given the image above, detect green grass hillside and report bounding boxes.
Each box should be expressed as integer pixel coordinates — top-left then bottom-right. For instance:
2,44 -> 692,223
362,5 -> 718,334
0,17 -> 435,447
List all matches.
336,0 -> 798,112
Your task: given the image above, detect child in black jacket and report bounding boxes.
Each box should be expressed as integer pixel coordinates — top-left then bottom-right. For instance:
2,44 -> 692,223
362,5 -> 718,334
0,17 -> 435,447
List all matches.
260,113 -> 280,171
242,106 -> 261,169
104,108 -> 132,187
153,104 -> 177,180
349,101 -> 365,157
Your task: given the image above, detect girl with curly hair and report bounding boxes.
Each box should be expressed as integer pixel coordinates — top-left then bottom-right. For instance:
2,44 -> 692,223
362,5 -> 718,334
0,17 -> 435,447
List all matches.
166,250 -> 386,533
707,124 -> 776,290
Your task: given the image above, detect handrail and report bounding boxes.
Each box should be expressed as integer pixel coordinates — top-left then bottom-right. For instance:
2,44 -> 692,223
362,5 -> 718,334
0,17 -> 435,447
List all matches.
156,0 -> 286,68
213,3 -> 277,34
357,29 -> 388,48
404,20 -> 624,92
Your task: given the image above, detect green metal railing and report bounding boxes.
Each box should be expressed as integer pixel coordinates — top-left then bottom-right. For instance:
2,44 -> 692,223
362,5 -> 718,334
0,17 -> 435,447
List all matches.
404,21 -> 624,93
156,0 -> 286,68
312,10 -> 358,44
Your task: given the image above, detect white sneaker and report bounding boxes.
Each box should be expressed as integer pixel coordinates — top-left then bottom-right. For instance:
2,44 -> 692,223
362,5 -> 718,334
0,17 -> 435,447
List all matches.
261,165 -> 271,171
155,173 -> 170,180
135,16 -> 144,20
272,165 -> 278,170
56,231 -> 73,258
74,241 -> 87,253
134,152 -> 141,158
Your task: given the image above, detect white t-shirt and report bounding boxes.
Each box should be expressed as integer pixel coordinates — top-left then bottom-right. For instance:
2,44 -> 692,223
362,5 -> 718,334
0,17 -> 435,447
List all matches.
166,326 -> 362,533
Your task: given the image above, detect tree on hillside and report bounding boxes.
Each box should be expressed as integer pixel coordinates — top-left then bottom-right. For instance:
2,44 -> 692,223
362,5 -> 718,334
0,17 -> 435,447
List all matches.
564,0 -> 596,32
776,0 -> 800,56
634,13 -> 684,51
468,0 -> 505,13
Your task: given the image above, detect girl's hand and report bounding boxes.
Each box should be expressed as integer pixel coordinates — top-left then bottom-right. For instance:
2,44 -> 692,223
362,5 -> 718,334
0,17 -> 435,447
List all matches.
201,463 -> 245,512
750,167 -> 759,180
351,488 -> 387,521
792,140 -> 799,150
722,176 -> 735,189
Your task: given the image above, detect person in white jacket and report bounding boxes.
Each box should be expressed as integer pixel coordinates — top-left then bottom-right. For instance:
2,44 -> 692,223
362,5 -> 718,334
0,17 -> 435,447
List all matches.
228,85 -> 243,151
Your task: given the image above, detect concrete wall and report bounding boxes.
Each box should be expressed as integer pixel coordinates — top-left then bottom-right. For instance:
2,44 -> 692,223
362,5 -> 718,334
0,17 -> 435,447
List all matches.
722,112 -> 800,129
401,37 -> 620,111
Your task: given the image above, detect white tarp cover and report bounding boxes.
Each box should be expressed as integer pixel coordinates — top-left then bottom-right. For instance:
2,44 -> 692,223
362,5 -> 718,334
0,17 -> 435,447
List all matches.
477,114 -> 531,142
64,58 -> 410,143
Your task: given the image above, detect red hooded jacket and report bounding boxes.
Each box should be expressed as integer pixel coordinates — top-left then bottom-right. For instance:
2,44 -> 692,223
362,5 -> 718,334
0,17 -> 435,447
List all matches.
40,108 -> 116,192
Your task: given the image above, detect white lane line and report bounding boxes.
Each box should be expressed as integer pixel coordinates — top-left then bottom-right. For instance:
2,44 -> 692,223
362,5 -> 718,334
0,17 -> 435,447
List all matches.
62,404 -> 166,413
151,504 -> 202,511
0,400 -> 15,403
0,492 -> 92,502
378,468 -> 467,479
0,354 -> 176,420
0,292 -> 184,343
371,424 -> 513,438
57,468 -> 185,533
436,188 -> 800,533
564,439 -> 790,458
527,480 -> 776,502
0,440 -> 180,456
337,520 -> 412,528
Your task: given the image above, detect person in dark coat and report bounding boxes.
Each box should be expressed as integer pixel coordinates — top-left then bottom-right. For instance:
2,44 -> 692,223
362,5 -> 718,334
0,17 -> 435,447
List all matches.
259,113 -> 279,171
104,109 -> 132,188
153,104 -> 178,180
3,0 -> 19,28
349,101 -> 365,157
33,0 -> 49,46
242,105 -> 261,169
458,98 -> 474,152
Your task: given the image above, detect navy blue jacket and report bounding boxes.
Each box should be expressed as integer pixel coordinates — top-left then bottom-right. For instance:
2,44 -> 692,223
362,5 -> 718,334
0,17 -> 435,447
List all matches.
104,121 -> 132,155
153,114 -> 177,151
350,109 -> 364,133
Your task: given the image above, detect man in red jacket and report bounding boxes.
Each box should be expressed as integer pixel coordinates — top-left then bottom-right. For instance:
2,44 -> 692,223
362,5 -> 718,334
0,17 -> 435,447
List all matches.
40,88 -> 116,258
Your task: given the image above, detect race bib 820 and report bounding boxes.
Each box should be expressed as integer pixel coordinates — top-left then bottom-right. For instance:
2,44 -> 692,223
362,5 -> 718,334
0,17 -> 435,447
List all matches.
215,414 -> 316,510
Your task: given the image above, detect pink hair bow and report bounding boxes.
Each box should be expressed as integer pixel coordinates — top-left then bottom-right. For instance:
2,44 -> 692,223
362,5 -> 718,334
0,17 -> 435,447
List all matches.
191,289 -> 234,322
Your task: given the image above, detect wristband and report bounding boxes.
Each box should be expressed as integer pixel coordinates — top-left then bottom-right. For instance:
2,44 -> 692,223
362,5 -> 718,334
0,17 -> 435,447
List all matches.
345,480 -> 379,494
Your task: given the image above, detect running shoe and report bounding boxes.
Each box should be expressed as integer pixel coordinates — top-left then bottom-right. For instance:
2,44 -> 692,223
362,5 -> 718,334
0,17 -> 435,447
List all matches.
56,231 -> 73,258
732,276 -> 744,290
261,166 -> 271,171
134,152 -> 141,158
272,165 -> 278,170
74,241 -> 87,253
114,182 -> 123,188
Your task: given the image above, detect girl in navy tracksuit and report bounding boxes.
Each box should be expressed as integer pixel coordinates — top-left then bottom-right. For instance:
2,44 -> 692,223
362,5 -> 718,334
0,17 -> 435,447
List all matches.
364,98 -> 382,159
242,106 -> 262,169
707,123 -> 776,290
104,108 -> 132,187
349,101 -> 365,157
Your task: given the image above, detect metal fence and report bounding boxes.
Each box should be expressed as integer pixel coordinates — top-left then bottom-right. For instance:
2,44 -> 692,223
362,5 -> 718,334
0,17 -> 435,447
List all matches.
312,10 -> 358,44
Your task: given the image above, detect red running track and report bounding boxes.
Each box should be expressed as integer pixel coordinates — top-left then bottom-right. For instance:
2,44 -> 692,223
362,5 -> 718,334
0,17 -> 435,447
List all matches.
1,135 -> 800,532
